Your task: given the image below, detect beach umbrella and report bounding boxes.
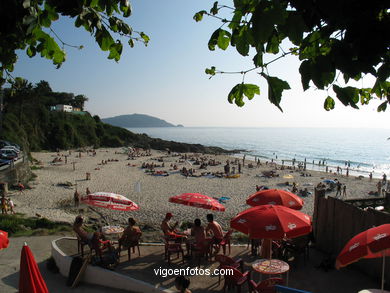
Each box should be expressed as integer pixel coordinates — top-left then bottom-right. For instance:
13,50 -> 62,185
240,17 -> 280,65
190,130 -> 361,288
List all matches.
0,230 -> 9,250
246,189 -> 304,210
230,205 -> 311,240
336,224 -> 390,292
81,192 -> 139,211
323,179 -> 336,184
19,243 -> 49,293
169,193 -> 225,212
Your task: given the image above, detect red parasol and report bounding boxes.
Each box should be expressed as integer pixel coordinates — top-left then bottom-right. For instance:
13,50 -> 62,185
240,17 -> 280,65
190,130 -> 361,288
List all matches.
246,189 -> 304,210
81,192 -> 139,211
0,230 -> 9,250
169,193 -> 225,212
19,243 -> 49,293
230,205 -> 311,240
336,224 -> 390,291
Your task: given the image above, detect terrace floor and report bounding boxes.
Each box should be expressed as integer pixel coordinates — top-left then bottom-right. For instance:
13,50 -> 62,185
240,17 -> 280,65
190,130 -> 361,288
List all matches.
57,238 -> 385,293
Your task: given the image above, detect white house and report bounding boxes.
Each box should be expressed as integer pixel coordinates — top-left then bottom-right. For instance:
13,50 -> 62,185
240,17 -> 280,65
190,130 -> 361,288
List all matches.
51,104 -> 73,112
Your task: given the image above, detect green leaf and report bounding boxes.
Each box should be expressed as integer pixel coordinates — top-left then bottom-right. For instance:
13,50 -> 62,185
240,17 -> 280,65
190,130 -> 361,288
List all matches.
359,88 -> 372,105
333,85 -> 360,109
242,84 -> 260,99
232,26 -> 251,56
26,46 -> 36,57
95,28 -> 114,51
299,61 -> 311,91
217,29 -> 231,50
120,0 -> 132,17
265,31 -> 280,54
193,10 -> 207,22
128,39 -> 134,48
251,1 -> 287,44
205,66 -> 216,76
210,2 -> 218,15
262,73 -> 290,111
324,96 -> 335,111
377,101 -> 388,112
208,29 -> 220,51
228,11 -> 243,30
228,83 -> 259,107
140,32 -> 150,45
252,52 -> 263,67
228,84 -> 245,106
279,12 -> 306,45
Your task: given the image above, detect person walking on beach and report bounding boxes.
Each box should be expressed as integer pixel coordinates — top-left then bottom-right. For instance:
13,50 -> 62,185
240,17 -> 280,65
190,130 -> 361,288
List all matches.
238,163 -> 241,174
1,195 -> 7,214
335,182 -> 342,198
377,180 -> 382,196
342,185 -> 347,198
74,189 -> 80,207
369,172 -> 373,181
8,198 -> 15,214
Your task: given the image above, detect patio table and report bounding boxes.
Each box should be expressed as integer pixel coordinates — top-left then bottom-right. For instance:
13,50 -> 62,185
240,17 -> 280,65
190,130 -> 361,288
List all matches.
252,258 -> 290,285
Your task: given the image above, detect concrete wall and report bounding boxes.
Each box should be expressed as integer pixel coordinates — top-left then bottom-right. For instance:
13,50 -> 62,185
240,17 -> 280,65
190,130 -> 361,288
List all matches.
0,158 -> 31,187
51,237 -> 174,293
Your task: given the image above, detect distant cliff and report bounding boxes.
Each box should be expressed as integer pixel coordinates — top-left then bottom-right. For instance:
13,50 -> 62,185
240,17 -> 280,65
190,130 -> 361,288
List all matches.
102,114 -> 182,128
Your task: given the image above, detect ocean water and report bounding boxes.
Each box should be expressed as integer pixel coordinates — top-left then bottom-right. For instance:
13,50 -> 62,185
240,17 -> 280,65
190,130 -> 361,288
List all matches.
127,127 -> 390,178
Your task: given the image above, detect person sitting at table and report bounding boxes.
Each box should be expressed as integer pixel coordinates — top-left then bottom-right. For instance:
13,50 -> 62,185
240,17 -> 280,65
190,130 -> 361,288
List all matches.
73,215 -> 93,245
117,217 -> 142,255
191,219 -> 210,249
161,213 -> 190,255
90,231 -> 114,259
205,214 -> 223,245
161,213 -> 186,240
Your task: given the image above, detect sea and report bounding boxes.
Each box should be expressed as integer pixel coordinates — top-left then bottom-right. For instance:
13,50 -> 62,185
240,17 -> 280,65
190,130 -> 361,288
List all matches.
126,127 -> 390,179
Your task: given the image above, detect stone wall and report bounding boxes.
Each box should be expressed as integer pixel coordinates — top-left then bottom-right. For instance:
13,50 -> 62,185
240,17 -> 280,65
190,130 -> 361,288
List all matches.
0,158 -> 31,191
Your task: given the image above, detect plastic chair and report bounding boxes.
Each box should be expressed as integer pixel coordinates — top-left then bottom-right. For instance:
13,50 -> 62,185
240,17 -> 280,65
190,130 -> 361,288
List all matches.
281,236 -> 310,265
222,265 -> 250,293
125,236 -> 141,261
215,254 -> 243,285
164,237 -> 184,265
250,277 -> 284,293
191,240 -> 212,266
75,234 -> 89,257
219,230 -> 233,255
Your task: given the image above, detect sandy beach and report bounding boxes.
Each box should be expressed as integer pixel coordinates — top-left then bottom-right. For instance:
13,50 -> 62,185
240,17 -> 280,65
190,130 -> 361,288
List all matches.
10,148 -> 381,236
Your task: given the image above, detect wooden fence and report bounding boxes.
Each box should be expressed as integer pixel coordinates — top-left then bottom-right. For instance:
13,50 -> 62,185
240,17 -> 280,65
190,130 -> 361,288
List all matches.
313,189 -> 390,287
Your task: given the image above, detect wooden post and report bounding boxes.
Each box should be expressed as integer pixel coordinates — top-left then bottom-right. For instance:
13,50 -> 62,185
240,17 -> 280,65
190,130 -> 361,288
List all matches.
0,182 -> 8,194
385,192 -> 390,209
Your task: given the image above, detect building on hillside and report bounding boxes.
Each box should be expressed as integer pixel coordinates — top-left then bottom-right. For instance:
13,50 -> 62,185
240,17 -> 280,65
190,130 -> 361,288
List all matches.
50,105 -> 73,112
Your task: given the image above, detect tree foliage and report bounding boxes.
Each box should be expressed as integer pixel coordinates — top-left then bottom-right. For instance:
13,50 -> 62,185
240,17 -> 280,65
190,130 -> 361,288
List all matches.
0,0 -> 149,85
196,0 -> 389,111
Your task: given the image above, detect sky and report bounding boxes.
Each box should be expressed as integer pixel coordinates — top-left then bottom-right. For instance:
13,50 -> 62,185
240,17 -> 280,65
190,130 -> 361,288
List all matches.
11,0 -> 390,128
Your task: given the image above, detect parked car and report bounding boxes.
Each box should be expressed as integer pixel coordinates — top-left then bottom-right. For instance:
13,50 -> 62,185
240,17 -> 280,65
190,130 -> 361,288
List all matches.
0,140 -> 21,150
1,146 -> 20,154
0,159 -> 12,167
0,149 -> 18,160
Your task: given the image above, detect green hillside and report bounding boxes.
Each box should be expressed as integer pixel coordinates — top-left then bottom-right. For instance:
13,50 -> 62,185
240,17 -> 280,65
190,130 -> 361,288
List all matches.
102,114 -> 180,128
0,79 -> 228,154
